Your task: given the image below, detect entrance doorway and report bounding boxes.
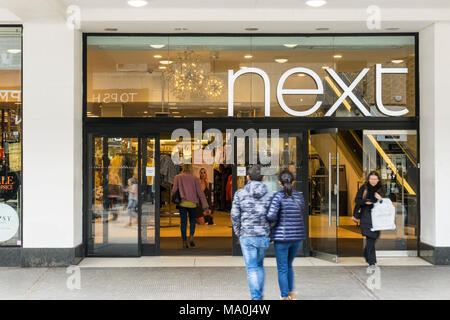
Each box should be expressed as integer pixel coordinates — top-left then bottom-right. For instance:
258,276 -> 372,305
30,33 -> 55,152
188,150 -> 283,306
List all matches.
86,135 -> 158,256
308,129 -> 419,262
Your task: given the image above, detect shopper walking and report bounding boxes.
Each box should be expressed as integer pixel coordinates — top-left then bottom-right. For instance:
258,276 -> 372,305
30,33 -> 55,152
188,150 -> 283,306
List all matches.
172,164 -> 210,248
352,171 -> 385,269
196,168 -> 214,225
267,169 -> 306,300
231,164 -> 273,300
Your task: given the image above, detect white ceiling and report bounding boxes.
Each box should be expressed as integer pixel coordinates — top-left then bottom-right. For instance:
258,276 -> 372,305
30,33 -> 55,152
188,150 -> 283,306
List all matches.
1,0 -> 450,32
58,0 -> 450,10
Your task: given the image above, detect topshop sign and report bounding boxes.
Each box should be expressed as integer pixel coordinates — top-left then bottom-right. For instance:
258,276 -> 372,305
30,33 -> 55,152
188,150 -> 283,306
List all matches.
228,64 -> 409,117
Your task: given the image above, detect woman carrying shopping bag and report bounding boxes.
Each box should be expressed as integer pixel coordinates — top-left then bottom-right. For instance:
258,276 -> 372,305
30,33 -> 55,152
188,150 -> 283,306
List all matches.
267,169 -> 306,300
352,171 -> 385,269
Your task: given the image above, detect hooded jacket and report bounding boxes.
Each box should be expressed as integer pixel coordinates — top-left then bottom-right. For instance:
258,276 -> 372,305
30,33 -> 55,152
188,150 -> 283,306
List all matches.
231,180 -> 273,238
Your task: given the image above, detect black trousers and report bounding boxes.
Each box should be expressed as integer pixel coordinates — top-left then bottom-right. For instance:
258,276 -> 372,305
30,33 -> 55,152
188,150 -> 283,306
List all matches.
363,237 -> 377,265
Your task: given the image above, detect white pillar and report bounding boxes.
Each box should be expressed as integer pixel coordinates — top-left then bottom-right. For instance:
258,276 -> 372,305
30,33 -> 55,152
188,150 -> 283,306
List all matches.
22,23 -> 82,252
419,22 -> 450,264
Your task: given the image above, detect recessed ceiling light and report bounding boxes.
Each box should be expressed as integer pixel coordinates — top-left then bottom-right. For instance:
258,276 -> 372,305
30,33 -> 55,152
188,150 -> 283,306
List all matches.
159,60 -> 173,65
206,112 -> 214,114
275,58 -> 288,63
298,73 -> 306,77
153,55 -> 162,59
305,0 -> 327,8
240,66 -> 248,69
322,66 -> 330,69
174,27 -> 188,31
316,27 -> 330,31
386,27 -> 400,31
171,111 -> 180,114
104,28 -> 118,32
283,44 -> 298,48
7,49 -> 21,54
245,27 -> 259,31
333,54 -> 343,59
158,66 -> 166,70
150,44 -> 165,49
391,59 -> 404,64
127,0 -> 148,7
244,54 -> 253,59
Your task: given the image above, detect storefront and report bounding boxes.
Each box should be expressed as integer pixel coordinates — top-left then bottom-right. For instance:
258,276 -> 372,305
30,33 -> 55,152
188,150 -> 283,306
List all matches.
83,33 -> 419,261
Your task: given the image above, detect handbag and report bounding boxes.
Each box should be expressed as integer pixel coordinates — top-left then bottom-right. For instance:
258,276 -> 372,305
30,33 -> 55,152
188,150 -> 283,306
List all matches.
172,189 -> 181,204
370,198 -> 396,231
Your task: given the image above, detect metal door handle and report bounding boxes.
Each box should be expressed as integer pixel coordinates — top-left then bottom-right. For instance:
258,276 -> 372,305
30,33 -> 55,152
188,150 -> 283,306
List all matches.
328,152 -> 332,227
336,152 -> 340,227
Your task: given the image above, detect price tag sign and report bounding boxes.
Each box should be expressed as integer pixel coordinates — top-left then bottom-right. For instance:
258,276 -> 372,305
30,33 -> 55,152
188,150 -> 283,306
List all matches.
237,167 -> 246,177
146,167 -> 155,177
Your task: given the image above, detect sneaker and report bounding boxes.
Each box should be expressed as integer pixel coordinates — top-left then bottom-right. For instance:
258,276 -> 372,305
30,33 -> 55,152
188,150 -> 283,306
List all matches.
367,264 -> 378,271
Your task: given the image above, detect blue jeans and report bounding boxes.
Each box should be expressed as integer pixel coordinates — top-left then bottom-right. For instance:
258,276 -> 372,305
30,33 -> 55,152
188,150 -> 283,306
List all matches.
179,206 -> 197,241
240,236 -> 270,300
274,241 -> 302,298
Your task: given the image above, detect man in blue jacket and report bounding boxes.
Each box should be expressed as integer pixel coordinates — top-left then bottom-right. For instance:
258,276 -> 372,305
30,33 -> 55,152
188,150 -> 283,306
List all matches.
231,164 -> 273,300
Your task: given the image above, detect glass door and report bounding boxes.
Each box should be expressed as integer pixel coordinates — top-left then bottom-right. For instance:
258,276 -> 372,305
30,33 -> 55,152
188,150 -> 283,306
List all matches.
309,129 -> 339,262
231,131 -> 306,256
87,135 -> 159,257
140,137 -> 159,255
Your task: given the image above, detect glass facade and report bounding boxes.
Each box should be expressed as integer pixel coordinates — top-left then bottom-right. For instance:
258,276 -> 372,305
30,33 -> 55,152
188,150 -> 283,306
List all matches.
86,35 -> 416,118
0,27 -> 22,247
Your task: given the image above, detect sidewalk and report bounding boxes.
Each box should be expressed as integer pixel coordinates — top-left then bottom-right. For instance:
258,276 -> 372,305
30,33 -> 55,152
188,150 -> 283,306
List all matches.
1,257 -> 449,300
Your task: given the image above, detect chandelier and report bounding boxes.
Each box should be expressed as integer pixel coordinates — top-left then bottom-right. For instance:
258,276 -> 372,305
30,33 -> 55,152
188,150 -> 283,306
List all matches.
165,51 -> 224,100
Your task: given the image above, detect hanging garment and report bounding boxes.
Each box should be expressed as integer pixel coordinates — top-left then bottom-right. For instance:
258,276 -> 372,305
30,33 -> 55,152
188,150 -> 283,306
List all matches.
370,198 -> 396,231
160,154 -> 177,187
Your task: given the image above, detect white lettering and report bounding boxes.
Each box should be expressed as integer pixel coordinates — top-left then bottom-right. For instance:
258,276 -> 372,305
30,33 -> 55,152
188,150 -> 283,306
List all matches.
277,67 -> 324,117
375,64 -> 409,116
325,68 -> 371,116
228,68 -> 270,117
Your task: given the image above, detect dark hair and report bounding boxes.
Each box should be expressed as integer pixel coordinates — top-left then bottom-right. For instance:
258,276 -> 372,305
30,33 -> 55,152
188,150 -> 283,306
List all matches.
364,170 -> 385,197
247,164 -> 263,181
279,169 -> 294,198
365,171 -> 381,185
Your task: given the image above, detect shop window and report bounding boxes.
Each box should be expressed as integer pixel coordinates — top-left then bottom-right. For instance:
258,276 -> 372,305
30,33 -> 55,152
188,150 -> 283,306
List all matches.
86,35 -> 416,118
0,27 -> 22,246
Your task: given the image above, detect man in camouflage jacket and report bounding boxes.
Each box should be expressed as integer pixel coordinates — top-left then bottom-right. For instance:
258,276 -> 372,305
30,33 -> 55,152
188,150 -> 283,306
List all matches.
231,165 -> 273,300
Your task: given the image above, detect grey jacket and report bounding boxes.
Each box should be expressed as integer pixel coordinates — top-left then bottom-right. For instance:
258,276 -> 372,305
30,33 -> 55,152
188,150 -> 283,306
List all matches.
231,180 -> 273,238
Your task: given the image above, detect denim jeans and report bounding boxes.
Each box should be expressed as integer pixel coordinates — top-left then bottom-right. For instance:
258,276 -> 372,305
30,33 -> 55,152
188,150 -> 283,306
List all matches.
239,236 -> 270,300
179,206 -> 197,241
274,241 -> 302,298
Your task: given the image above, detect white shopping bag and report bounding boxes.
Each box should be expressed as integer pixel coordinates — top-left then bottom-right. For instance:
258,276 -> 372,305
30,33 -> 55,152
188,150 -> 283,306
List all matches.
371,198 -> 396,231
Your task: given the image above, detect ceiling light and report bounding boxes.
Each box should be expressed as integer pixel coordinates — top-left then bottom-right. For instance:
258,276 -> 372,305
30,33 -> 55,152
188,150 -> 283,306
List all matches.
391,59 -> 404,64
159,66 -> 166,70
322,66 -> 330,69
206,112 -> 214,114
159,60 -> 173,65
127,0 -> 148,7
283,44 -> 298,48
150,44 -> 165,49
153,55 -> 162,59
316,27 -> 330,31
333,54 -> 343,59
245,27 -> 259,31
104,28 -> 118,32
244,54 -> 253,59
240,66 -> 248,69
7,49 -> 21,54
275,58 -> 288,63
305,0 -> 327,7
171,111 -> 179,114
298,73 -> 306,77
